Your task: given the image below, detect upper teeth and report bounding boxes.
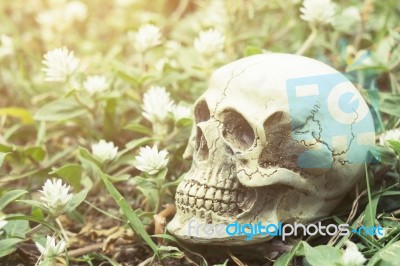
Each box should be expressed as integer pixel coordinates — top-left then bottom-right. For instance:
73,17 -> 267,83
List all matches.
175,169 -> 251,222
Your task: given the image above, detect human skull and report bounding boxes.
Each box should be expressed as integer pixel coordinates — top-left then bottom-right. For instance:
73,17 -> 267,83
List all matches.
168,53 -> 375,245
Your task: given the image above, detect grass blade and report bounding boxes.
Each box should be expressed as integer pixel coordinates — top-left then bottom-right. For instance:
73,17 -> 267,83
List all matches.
98,171 -> 159,254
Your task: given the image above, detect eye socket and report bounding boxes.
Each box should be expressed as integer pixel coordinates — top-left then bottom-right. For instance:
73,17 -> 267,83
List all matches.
194,100 -> 210,124
195,127 -> 209,160
263,111 -> 291,134
221,110 -> 255,151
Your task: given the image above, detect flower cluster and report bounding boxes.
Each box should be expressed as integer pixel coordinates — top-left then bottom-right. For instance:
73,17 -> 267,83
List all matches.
39,179 -> 73,217
342,240 -> 366,266
91,140 -> 119,162
135,145 -> 169,175
172,104 -> 192,121
36,1 -> 87,42
300,0 -> 335,26
379,128 -> 400,146
129,24 -> 162,53
41,47 -> 79,82
142,86 -> 175,125
35,235 -> 66,262
83,75 -> 108,95
194,28 -> 225,57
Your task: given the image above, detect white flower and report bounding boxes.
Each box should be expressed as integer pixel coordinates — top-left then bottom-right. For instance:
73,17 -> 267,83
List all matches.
39,179 -> 73,216
300,0 -> 335,26
91,140 -> 118,162
379,128 -> 400,146
173,104 -> 192,121
83,75 -> 108,94
342,240 -> 366,266
0,216 -> 7,236
35,235 -> 66,259
201,0 -> 228,31
36,9 -> 59,27
129,24 -> 161,52
0,34 -> 14,59
333,7 -> 361,33
142,86 -> 174,124
41,47 -> 79,82
135,145 -> 169,175
65,1 -> 87,22
194,29 -> 225,57
341,7 -> 361,21
165,40 -> 181,57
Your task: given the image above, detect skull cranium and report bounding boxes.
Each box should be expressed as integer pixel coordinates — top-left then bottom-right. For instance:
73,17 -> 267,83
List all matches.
167,53 -> 375,245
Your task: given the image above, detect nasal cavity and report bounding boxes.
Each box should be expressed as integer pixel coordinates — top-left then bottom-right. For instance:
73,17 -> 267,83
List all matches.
195,127 -> 209,161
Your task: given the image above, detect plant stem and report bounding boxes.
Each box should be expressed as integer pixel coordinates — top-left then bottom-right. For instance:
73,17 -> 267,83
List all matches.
73,93 -> 95,117
26,216 -> 50,237
296,26 -> 318,55
56,217 -> 69,242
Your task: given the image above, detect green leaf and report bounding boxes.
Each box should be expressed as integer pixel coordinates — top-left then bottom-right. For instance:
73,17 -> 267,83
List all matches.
176,118 -> 192,127
389,73 -> 400,94
103,98 -> 117,140
346,62 -> 387,73
274,241 -> 308,266
158,245 -> 184,260
377,93 -> 400,117
0,152 -> 10,168
304,245 -> 343,266
124,137 -> 153,150
115,70 -> 140,86
387,140 -> 400,155
380,243 -> 400,266
96,254 -> 122,266
108,174 -> 131,182
124,123 -> 153,136
0,144 -> 13,153
78,147 -> 102,169
155,168 -> 168,181
244,46 -> 263,56
363,195 -> 380,228
98,171 -> 159,254
5,215 -> 59,233
132,176 -> 159,210
25,146 -> 46,162
364,164 -> 380,229
0,190 -> 28,211
34,97 -> 87,121
50,164 -> 83,190
3,219 -> 29,238
162,174 -> 184,190
16,199 -> 45,210
368,240 -> 400,266
0,238 -> 24,257
151,234 -> 179,243
66,189 -> 88,212
369,146 -> 398,165
0,107 -> 34,124
212,259 -> 229,266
